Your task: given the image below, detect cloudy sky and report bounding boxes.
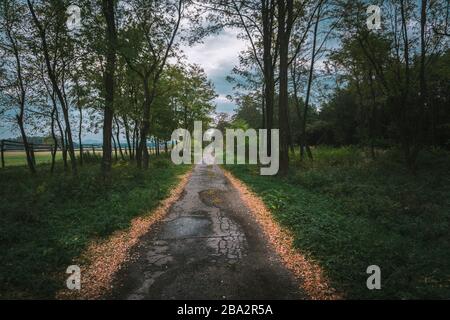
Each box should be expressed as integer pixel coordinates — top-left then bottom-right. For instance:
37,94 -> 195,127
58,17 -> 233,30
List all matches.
182,28 -> 246,114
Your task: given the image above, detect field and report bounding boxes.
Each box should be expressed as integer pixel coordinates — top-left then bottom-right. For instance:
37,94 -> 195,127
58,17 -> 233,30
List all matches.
225,147 -> 450,299
0,156 -> 191,299
1,150 -> 103,167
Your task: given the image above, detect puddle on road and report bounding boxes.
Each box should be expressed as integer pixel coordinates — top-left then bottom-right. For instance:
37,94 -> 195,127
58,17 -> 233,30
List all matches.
118,165 -> 302,300
129,186 -> 249,300
160,215 -> 212,239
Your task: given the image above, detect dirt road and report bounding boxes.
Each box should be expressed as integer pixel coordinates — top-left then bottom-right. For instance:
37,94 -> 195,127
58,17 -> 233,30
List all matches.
110,163 -> 304,299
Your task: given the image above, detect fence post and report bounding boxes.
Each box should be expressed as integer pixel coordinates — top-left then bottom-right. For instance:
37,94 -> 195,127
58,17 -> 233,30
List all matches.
92,145 -> 95,155
1,140 -> 5,168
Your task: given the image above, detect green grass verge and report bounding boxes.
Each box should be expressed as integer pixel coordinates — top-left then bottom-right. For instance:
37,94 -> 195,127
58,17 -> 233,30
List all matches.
225,147 -> 450,299
0,156 -> 191,299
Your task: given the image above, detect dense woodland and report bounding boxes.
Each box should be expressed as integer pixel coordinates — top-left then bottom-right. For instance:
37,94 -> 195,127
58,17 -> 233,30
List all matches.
219,0 -> 449,174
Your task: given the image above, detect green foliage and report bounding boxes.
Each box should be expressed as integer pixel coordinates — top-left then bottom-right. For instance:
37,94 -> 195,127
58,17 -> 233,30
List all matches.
232,92 -> 263,129
152,157 -> 171,169
0,159 -> 191,299
225,147 -> 450,299
150,64 -> 217,138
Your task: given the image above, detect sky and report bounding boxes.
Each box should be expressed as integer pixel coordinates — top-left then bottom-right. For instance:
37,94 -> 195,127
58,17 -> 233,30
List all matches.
181,28 -> 246,114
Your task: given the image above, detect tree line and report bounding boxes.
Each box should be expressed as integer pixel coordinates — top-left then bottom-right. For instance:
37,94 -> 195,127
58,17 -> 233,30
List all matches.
1,0 -> 449,176
210,0 -> 449,173
0,0 -> 216,175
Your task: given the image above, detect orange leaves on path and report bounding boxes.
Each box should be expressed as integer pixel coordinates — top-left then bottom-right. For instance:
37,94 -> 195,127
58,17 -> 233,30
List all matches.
57,170 -> 192,300
223,169 -> 342,300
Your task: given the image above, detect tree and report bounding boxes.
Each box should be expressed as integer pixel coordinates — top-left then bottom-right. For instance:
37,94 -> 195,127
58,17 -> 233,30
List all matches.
27,0 -> 78,174
276,0 -> 294,175
101,0 -> 118,174
0,0 -> 36,173
232,92 -> 263,130
120,0 -> 185,169
201,0 -> 279,153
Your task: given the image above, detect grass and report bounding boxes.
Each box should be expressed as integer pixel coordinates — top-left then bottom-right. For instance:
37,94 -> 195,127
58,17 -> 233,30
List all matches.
0,155 -> 191,299
1,150 -> 103,167
2,151 -> 61,166
225,146 -> 450,299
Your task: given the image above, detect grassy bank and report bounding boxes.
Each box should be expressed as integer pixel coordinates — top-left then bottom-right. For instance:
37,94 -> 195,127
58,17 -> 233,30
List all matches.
0,156 -> 190,299
225,147 -> 450,299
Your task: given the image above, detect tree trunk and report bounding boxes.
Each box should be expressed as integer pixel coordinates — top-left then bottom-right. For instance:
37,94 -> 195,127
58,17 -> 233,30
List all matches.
6,21 -> 35,174
101,0 -> 118,175
123,115 -> 133,160
132,121 -> 138,160
301,1 -> 322,161
262,0 -> 276,155
47,88 -> 67,170
30,143 -> 36,166
399,0 -> 415,171
292,63 -> 303,148
112,134 -> 118,162
286,100 -> 295,155
261,84 -> 266,129
78,105 -> 83,166
27,0 -> 77,174
55,110 -> 67,171
114,116 -> 125,160
18,119 -> 35,174
1,141 -> 5,168
277,0 -> 293,175
50,107 -> 58,173
137,76 -> 152,169
413,0 -> 428,160
134,120 -> 139,161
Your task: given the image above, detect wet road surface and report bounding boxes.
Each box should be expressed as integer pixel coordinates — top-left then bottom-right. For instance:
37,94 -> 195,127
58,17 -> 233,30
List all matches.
109,164 -> 304,300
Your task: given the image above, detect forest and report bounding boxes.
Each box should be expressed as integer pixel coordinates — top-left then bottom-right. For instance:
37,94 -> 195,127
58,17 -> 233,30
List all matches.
0,0 -> 449,300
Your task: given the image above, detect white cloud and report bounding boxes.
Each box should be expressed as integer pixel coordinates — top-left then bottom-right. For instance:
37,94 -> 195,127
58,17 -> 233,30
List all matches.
182,28 -> 247,77
182,28 -> 247,114
213,95 -> 235,114
214,95 -> 230,104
